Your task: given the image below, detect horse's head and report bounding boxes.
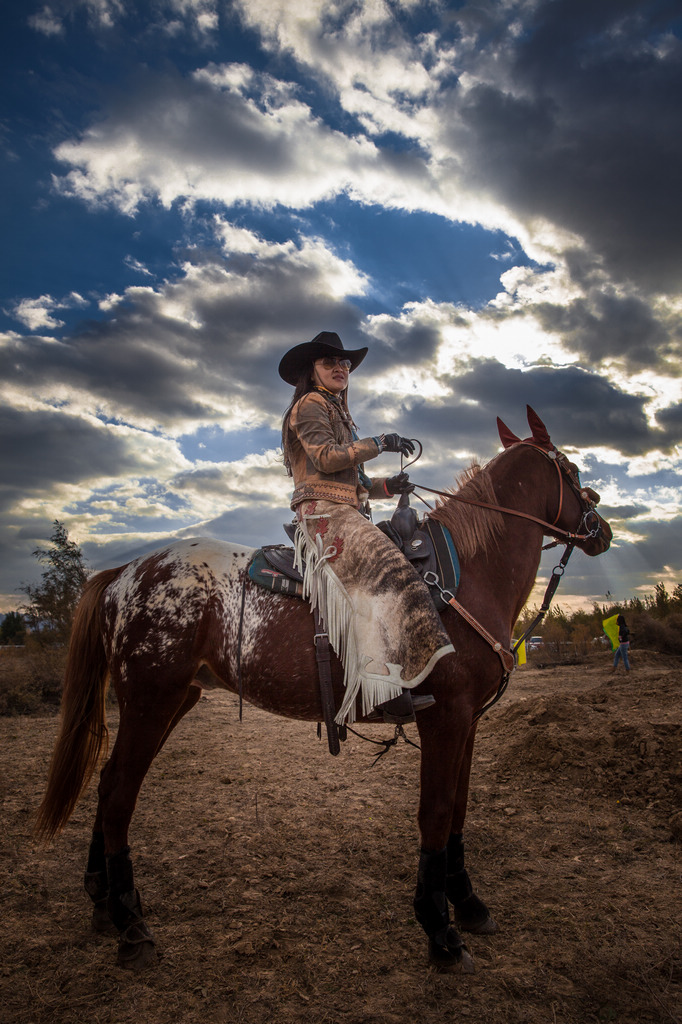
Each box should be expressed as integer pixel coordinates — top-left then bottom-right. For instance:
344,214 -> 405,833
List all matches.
496,406 -> 612,556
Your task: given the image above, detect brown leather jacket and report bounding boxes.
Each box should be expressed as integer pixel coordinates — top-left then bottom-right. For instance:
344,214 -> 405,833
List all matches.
286,389 -> 388,509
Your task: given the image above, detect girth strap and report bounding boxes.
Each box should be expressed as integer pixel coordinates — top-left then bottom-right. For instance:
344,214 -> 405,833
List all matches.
313,608 -> 341,756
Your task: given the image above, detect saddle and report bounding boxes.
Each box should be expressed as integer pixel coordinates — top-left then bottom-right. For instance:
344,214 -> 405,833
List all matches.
248,494 -> 460,611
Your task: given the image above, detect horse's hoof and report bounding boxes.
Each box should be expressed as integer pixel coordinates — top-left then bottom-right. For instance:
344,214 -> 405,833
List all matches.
117,921 -> 157,970
92,904 -> 117,936
465,913 -> 498,935
456,908 -> 499,935
455,894 -> 499,935
428,929 -> 475,974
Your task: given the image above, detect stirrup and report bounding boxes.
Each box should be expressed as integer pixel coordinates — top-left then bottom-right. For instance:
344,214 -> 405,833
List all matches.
368,690 -> 436,724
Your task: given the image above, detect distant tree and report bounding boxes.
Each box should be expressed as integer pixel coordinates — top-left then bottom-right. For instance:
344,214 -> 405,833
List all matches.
0,611 -> 26,645
653,582 -> 671,617
569,620 -> 593,656
20,521 -> 88,644
514,604 -> 540,636
541,606 -> 570,656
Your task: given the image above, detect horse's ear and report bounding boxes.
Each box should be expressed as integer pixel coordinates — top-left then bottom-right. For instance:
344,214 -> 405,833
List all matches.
497,416 -> 521,448
526,406 -> 552,448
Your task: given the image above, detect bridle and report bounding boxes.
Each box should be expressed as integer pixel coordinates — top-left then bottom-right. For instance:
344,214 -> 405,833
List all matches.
412,440 -> 604,545
406,439 -> 605,719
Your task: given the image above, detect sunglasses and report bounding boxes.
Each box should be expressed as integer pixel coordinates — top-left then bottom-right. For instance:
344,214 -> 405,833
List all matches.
317,357 -> 351,370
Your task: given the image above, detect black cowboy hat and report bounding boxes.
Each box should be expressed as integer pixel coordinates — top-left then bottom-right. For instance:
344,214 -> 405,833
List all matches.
278,331 -> 368,386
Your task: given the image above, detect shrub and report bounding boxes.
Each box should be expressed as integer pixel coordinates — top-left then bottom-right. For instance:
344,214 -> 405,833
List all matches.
628,611 -> 682,656
0,642 -> 66,716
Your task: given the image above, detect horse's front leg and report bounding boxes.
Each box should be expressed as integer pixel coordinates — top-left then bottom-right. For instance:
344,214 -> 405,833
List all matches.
445,723 -> 498,936
414,702 -> 475,973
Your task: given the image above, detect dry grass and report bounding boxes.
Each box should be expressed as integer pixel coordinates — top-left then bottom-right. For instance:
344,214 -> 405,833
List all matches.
1,654 -> 681,1024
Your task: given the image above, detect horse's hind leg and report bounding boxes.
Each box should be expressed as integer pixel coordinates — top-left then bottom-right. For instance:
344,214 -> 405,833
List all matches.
96,678 -> 199,969
446,723 -> 498,936
84,828 -> 116,935
83,686 -> 202,943
156,684 -> 202,752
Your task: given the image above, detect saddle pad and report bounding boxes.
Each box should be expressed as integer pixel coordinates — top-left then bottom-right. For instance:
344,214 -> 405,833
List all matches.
247,548 -> 303,597
421,519 -> 461,610
262,544 -> 303,581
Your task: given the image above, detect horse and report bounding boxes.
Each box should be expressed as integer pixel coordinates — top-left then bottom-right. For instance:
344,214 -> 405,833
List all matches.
35,407 -> 612,972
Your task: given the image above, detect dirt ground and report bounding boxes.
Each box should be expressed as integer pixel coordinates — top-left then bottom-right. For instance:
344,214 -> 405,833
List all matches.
1,651 -> 681,1024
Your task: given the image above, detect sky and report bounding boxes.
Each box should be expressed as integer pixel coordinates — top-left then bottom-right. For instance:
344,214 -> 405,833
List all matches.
1,0 -> 681,616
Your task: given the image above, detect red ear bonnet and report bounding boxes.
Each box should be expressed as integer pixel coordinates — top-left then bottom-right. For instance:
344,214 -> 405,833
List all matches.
526,406 -> 553,450
497,416 -> 521,449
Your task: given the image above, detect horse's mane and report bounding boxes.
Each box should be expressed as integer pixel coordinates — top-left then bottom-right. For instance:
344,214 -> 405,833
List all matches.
427,461 -> 504,561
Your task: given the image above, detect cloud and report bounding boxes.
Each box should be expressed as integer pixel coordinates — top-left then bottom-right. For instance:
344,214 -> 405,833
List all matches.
1,225 -> 370,433
442,3 -> 682,295
232,1 -> 682,300
27,0 -> 126,34
448,361 -> 660,454
656,401 -> 682,434
52,64 -> 394,215
5,0 -> 682,613
28,5 -> 64,35
597,514 -> 682,601
45,0 -> 682,333
165,0 -> 219,39
531,290 -> 677,370
170,450 -> 291,517
0,405 -> 190,516
630,516 -> 682,573
9,292 -> 88,331
123,256 -> 153,276
27,0 -> 217,37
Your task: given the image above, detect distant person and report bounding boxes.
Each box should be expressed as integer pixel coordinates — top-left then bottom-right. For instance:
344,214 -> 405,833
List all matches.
610,614 -> 631,673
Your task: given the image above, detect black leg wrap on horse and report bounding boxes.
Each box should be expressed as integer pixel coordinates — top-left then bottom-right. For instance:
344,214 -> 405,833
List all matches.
414,847 -> 450,942
85,832 -> 108,902
86,830 -> 107,874
414,847 -> 470,968
445,832 -> 496,933
84,868 -> 108,903
84,831 -> 115,934
106,846 -> 146,929
106,847 -> 136,923
106,846 -> 155,965
445,832 -> 473,903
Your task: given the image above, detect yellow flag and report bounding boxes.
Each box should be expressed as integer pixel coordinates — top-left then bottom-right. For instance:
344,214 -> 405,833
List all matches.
602,614 -> 619,651
515,640 -> 527,666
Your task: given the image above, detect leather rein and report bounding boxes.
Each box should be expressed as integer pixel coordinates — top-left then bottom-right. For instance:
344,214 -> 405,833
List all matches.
415,442 -> 602,544
411,441 -> 604,719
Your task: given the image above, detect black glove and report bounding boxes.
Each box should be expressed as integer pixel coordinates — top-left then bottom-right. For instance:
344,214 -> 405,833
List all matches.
382,433 -> 415,457
385,472 -> 415,495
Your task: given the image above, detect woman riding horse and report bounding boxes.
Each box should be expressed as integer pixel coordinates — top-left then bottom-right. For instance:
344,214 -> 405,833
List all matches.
34,399 -> 612,972
280,330 -> 455,725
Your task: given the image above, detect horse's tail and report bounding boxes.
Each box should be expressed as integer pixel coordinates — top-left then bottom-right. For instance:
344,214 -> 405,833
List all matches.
34,564 -> 126,841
